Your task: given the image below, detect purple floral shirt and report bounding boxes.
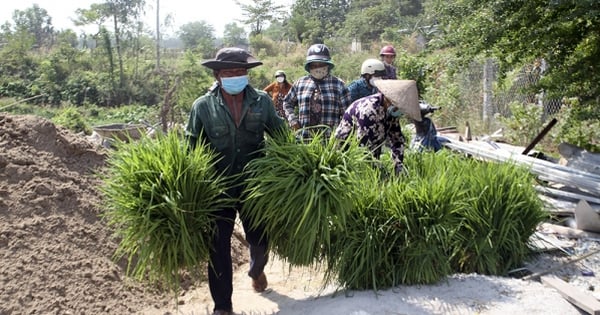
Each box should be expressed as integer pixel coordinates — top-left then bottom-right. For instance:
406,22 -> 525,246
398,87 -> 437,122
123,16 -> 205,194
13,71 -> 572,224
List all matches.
334,93 -> 405,172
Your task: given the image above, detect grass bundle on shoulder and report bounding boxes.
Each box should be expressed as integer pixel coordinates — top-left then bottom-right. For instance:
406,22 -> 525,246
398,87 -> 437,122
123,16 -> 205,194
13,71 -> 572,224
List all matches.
242,131 -> 375,267
100,131 -> 234,290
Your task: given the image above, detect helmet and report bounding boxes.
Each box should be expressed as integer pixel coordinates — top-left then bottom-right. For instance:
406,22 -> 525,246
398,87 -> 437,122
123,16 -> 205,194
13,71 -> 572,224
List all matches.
274,70 -> 286,77
360,59 -> 386,77
379,45 -> 396,56
304,44 -> 335,72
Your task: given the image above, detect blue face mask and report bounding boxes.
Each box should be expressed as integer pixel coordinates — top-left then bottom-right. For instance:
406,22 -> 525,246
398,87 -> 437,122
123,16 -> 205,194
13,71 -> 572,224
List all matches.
387,105 -> 403,118
221,75 -> 249,95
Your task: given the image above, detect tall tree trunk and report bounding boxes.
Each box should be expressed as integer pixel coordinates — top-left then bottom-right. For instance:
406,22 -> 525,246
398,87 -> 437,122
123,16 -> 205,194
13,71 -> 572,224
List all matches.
156,0 -> 160,70
112,7 -> 125,92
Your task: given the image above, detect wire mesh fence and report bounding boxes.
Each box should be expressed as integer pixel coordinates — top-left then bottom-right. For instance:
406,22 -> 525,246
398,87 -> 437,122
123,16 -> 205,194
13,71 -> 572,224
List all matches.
452,59 -> 562,131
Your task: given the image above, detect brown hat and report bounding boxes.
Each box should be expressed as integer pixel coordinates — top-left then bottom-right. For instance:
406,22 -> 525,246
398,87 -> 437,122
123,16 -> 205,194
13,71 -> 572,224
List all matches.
373,79 -> 421,121
202,47 -> 263,70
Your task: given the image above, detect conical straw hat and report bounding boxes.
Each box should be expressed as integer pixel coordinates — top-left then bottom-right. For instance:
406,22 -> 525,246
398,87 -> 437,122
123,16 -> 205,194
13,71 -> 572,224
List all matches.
373,80 -> 421,121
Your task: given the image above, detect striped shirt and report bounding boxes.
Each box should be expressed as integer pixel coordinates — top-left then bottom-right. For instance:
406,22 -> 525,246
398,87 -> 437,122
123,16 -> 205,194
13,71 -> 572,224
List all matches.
283,74 -> 351,138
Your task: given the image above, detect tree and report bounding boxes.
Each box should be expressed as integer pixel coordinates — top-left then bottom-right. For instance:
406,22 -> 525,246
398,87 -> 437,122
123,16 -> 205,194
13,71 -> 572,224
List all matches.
10,4 -> 55,48
235,0 -> 284,37
75,0 -> 146,103
177,21 -> 216,58
288,0 -> 350,43
429,0 -> 600,103
223,22 -> 247,47
341,0 -> 424,43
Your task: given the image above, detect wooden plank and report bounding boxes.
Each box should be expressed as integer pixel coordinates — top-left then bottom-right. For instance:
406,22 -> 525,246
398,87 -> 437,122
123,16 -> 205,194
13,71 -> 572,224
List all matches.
541,275 -> 600,315
538,194 -> 576,215
535,186 -> 600,206
539,223 -> 600,240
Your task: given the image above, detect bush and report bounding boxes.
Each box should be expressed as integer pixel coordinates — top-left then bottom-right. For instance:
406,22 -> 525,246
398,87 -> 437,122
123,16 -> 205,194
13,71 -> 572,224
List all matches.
51,106 -> 91,134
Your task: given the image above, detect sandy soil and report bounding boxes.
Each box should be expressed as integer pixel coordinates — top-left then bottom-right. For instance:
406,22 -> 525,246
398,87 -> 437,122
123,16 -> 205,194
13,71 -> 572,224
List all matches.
0,113 -> 591,315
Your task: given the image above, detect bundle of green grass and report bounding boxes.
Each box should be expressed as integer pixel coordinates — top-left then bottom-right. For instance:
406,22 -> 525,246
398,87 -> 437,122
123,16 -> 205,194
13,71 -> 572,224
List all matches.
329,150 -> 548,290
242,131 -> 377,267
101,131 -> 234,290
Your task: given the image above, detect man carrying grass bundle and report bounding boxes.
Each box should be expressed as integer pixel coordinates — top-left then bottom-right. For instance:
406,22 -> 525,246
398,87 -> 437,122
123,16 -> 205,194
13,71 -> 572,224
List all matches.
185,47 -> 287,315
334,80 -> 421,175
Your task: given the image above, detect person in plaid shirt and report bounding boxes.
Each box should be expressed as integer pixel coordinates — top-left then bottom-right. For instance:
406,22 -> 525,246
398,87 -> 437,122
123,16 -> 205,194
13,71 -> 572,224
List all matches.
283,44 -> 351,139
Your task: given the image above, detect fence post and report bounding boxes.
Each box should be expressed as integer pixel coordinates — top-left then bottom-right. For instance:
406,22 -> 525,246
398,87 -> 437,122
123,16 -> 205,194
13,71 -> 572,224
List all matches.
482,58 -> 494,129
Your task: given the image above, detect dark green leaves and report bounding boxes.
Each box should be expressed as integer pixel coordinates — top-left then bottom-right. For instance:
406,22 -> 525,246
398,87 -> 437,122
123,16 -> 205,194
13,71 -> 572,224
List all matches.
100,131 -> 234,291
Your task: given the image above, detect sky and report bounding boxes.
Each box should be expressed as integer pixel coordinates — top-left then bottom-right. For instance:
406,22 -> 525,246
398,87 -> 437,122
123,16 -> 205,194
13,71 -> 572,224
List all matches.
0,0 -> 294,37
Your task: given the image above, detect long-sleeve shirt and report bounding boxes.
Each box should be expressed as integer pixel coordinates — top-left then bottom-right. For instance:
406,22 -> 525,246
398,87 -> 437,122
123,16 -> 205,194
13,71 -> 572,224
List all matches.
383,63 -> 397,80
186,84 -> 286,177
283,74 -> 351,138
263,81 -> 292,118
346,77 -> 378,104
334,93 -> 405,172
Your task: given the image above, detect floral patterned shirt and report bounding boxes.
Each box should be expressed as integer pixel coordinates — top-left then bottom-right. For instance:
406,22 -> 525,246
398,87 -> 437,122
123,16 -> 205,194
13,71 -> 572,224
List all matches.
334,93 -> 405,173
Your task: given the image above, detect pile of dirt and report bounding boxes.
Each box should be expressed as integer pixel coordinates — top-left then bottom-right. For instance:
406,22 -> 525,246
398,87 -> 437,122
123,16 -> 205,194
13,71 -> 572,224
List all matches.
0,113 -> 247,314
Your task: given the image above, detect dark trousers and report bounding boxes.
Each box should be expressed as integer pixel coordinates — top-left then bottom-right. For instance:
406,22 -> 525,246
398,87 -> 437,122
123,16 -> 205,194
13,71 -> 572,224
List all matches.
209,205 -> 268,312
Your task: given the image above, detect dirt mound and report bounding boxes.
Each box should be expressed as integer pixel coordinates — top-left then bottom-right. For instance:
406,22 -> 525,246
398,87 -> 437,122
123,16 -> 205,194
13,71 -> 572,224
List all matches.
0,114 -> 177,314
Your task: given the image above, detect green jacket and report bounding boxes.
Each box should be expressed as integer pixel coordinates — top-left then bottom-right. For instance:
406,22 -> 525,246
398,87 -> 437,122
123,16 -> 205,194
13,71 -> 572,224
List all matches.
186,84 -> 286,176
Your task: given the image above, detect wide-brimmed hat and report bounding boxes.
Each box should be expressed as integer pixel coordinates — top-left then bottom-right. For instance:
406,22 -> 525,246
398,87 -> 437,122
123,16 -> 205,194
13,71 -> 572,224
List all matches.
202,47 -> 263,70
373,80 -> 421,121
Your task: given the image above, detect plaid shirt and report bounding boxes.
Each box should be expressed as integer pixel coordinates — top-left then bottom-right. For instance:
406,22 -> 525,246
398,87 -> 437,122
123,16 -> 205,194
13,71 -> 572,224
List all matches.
283,74 -> 351,138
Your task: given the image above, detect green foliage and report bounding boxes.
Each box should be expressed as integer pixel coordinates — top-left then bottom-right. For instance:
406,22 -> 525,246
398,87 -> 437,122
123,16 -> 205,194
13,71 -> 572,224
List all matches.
450,159 -> 547,275
499,102 -> 545,147
554,99 -> 600,152
330,151 -> 462,289
223,22 -> 248,47
51,106 -> 91,134
325,150 -> 546,289
430,0 -> 600,103
101,104 -> 156,125
101,131 -> 235,291
174,51 -> 214,114
10,4 -> 54,48
242,131 -> 376,267
249,35 -> 278,58
396,51 -> 429,93
236,0 -> 285,36
177,21 -> 216,58
289,0 -> 351,43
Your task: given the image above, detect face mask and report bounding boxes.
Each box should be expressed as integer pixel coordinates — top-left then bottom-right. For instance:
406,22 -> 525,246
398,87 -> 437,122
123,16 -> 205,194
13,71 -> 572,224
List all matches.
220,75 -> 248,95
387,105 -> 403,118
276,76 -> 285,83
309,66 -> 329,80
369,77 -> 382,87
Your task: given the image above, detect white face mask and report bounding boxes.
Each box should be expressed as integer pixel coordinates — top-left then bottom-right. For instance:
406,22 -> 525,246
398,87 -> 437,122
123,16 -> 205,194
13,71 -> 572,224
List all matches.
309,66 -> 329,80
369,77 -> 382,87
276,76 -> 285,83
